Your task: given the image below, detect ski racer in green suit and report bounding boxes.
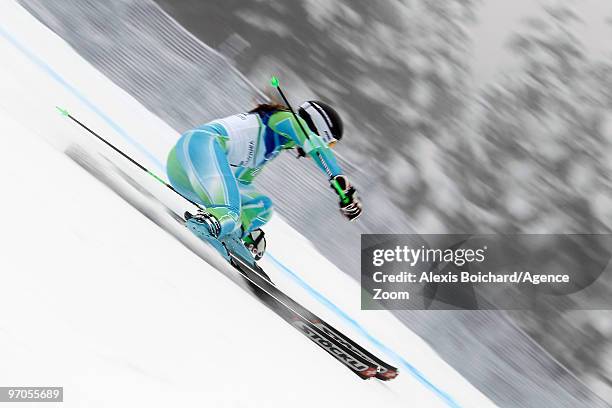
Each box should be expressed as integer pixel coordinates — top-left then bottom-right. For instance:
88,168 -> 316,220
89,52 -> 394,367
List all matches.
166,101 -> 362,260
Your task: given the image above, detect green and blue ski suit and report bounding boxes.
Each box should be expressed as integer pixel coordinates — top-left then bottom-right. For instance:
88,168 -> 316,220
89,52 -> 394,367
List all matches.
166,109 -> 343,238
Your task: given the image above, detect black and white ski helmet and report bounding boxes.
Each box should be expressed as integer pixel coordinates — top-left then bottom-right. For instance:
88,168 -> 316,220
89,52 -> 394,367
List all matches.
298,100 -> 343,146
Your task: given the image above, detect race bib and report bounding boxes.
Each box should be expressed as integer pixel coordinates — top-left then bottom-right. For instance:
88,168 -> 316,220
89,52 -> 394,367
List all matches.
213,113 -> 263,167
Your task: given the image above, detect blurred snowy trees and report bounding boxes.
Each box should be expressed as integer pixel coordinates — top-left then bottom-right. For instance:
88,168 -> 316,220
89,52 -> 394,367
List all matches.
301,1 -> 612,396
477,3 -> 612,398
472,4 -> 612,233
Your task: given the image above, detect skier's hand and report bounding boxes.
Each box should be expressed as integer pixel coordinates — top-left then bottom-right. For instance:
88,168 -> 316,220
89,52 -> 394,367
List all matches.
340,196 -> 362,221
330,175 -> 363,221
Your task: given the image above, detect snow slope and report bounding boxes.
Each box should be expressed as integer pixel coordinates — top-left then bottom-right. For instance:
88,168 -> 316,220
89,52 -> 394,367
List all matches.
0,2 -> 494,407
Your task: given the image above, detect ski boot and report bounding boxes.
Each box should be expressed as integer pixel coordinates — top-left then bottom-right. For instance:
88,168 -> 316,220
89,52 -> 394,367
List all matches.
185,211 -> 272,282
184,210 -> 229,260
228,227 -> 272,283
243,229 -> 266,261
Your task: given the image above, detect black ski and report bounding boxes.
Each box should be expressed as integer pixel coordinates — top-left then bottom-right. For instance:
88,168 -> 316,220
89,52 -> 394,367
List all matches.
249,282 -> 379,379
228,251 -> 398,380
311,321 -> 399,381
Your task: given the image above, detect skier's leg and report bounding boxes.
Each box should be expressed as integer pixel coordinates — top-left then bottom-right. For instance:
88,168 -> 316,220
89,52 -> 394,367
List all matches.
238,184 -> 273,236
236,185 -> 272,260
167,128 -> 241,238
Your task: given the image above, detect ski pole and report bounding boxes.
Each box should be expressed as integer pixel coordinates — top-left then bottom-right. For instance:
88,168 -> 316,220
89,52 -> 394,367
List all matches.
269,77 -> 349,204
270,76 -> 313,144
56,106 -> 205,211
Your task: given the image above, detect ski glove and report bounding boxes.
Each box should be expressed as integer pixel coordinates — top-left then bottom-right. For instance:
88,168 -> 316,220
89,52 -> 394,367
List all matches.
330,175 -> 362,221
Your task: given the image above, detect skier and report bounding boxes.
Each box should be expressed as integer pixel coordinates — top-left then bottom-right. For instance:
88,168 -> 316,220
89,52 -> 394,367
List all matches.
166,101 -> 362,261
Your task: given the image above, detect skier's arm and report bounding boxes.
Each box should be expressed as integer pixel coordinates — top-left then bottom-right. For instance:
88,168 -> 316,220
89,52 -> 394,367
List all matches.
269,112 -> 342,177
234,167 -> 263,186
270,112 -> 362,221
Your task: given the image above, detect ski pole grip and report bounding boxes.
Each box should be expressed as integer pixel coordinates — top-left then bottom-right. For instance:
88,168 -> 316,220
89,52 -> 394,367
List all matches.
332,179 -> 349,204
